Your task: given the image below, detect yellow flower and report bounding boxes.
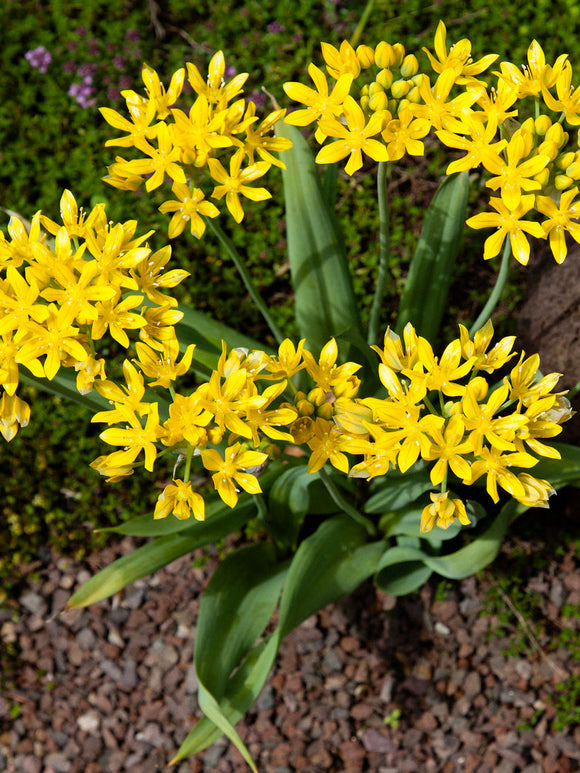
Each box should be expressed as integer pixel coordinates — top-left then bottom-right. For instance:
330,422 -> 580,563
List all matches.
159,183 -> 220,239
306,417 -> 350,474
240,103 -> 293,168
99,403 -> 164,472
0,391 -> 31,442
283,64 -> 353,144
498,40 -> 567,99
423,415 -> 474,485
141,63 -> 185,119
119,122 -> 187,192
208,149 -> 271,223
186,51 -> 248,110
200,442 -> 268,508
482,128 -> 550,211
436,111 -> 507,174
514,473 -> 556,508
154,480 -> 205,521
468,447 -> 538,503
381,108 -> 430,161
316,95 -> 389,175
461,380 -> 527,455
458,320 -> 516,373
134,339 -> 196,389
465,195 -> 546,265
536,187 -> 580,263
91,294 -> 146,349
423,21 -> 498,83
412,69 -> 478,131
130,245 -> 190,306
542,60 -> 580,125
99,93 -> 157,149
420,491 -> 471,533
321,40 -> 361,79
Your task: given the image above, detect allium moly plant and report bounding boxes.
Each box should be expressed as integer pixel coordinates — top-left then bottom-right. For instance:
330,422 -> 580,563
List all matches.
3,19 -> 580,770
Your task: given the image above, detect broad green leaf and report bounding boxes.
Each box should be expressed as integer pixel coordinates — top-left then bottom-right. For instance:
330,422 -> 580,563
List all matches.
374,499 -> 522,593
265,465 -> 312,550
67,532 -> 201,607
174,634 -> 279,761
20,369 -> 109,415
277,514 -> 386,638
100,496 -> 256,537
365,468 -> 433,513
277,123 -> 363,355
188,544 -> 287,769
396,171 -> 469,341
533,442 -> 580,488
194,542 -> 288,700
375,546 -> 433,595
176,304 -> 271,378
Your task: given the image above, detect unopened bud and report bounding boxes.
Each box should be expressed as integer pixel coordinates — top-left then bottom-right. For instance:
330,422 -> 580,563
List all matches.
369,91 -> 388,112
391,43 -> 405,68
375,41 -> 396,69
317,403 -> 335,420
534,114 -> 552,136
400,54 -> 419,78
376,68 -> 394,90
557,150 -> 576,169
297,399 -> 315,417
356,44 -> 375,68
555,173 -> 573,190
391,79 -> 411,99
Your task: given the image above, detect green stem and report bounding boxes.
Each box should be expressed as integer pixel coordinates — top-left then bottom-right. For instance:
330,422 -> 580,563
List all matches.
204,216 -> 284,345
319,468 -> 377,537
469,237 -> 512,337
368,161 -> 390,347
349,0 -> 375,47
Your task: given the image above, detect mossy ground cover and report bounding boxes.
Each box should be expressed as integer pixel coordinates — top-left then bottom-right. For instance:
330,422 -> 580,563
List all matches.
2,0 -> 580,591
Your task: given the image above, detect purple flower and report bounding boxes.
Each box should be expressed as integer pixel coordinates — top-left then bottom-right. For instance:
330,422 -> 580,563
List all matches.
225,64 -> 237,77
112,56 -> 126,71
267,21 -> 285,33
62,60 -> 76,74
107,86 -> 120,101
118,75 -> 132,90
78,62 -> 97,78
249,89 -> 267,108
75,25 -> 87,37
69,81 -> 96,108
24,46 -> 52,74
87,38 -> 100,56
126,28 -> 140,41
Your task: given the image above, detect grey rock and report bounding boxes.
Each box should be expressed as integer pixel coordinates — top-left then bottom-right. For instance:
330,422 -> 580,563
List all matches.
19,591 -> 47,617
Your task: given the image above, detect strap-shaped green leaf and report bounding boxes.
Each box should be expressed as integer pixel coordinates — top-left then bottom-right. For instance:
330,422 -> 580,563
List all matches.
396,171 -> 469,341
277,514 -> 386,638
67,532 -> 201,607
365,467 -> 433,513
375,498 -> 521,594
176,304 -> 271,378
185,543 -> 288,769
277,123 -> 364,355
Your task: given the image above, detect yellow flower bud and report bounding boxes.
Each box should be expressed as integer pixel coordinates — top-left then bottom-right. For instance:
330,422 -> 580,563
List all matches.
557,151 -> 576,170
356,44 -> 375,68
361,84 -> 369,97
534,114 -> 552,136
297,399 -> 315,417
294,391 -> 307,403
376,68 -> 394,90
360,94 -> 370,111
369,91 -> 388,112
391,43 -> 405,68
375,41 -> 396,69
546,122 -> 567,147
308,387 -> 326,407
533,168 -> 550,187
555,173 -> 573,190
388,98 -> 398,114
400,54 -> 419,78
368,81 -> 385,97
536,140 -> 559,162
317,402 -> 335,420
407,85 -> 422,104
391,79 -> 411,99
566,162 -> 580,179
521,117 -> 535,134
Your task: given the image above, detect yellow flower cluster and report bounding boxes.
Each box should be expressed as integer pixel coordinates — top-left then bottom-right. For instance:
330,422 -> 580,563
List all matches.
283,21 -> 580,264
89,322 -> 570,532
100,53 -> 292,235
0,190 -> 189,440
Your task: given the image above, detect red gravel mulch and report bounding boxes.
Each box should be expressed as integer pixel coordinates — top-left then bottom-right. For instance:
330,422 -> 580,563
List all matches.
1,511 -> 579,773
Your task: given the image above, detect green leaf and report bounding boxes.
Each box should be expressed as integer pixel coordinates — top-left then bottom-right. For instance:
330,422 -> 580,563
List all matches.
183,543 -> 287,769
375,546 -> 433,595
533,442 -> 580,488
67,531 -> 201,608
375,499 -> 522,594
264,465 -> 313,550
277,123 -> 363,355
277,514 -> 385,638
176,304 -> 271,378
20,369 -> 110,415
365,467 -> 433,513
194,542 -> 287,700
396,171 -> 469,341
99,496 -> 256,537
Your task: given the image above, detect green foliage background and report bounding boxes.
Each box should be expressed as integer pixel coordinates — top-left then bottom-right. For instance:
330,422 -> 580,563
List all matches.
2,0 -> 580,594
